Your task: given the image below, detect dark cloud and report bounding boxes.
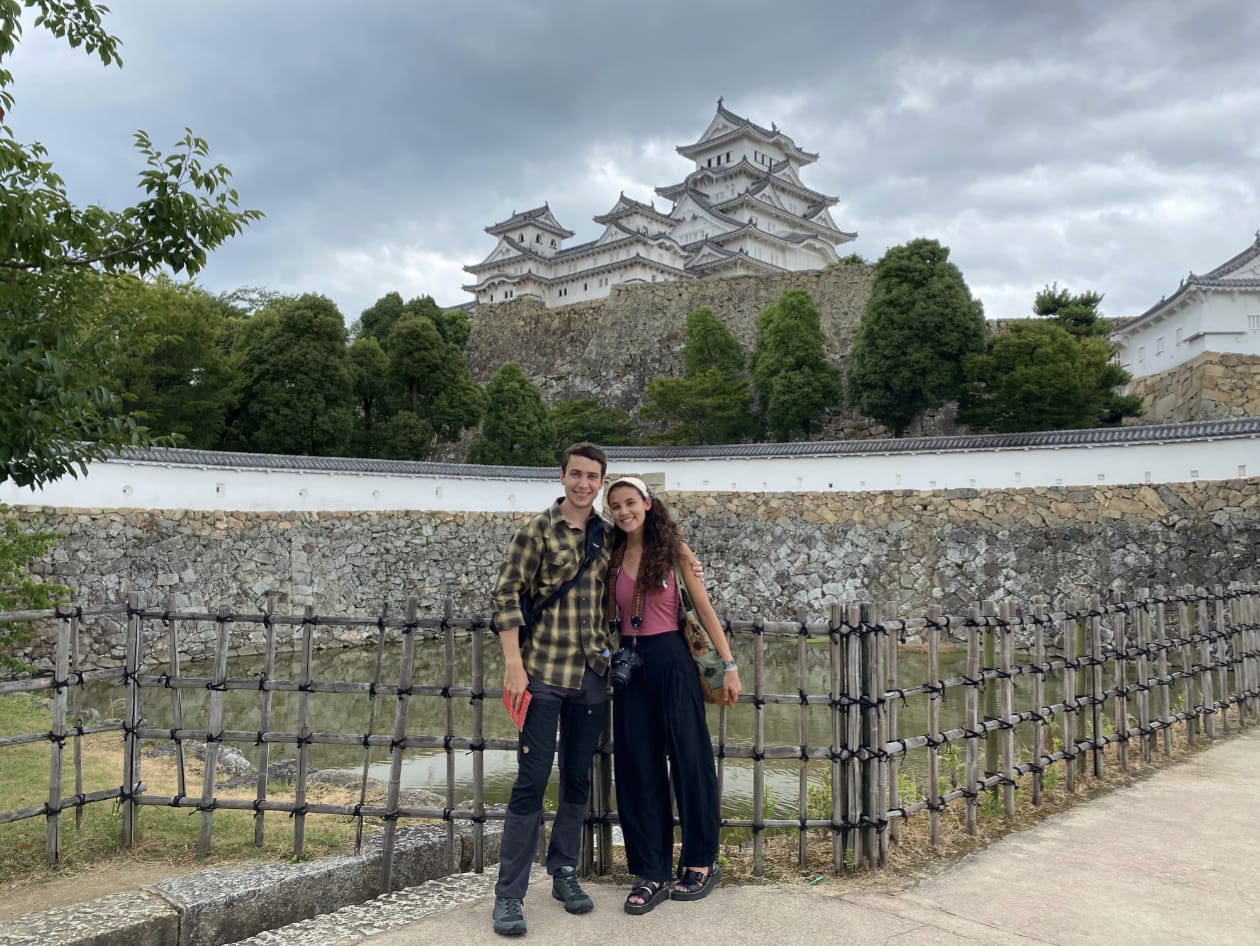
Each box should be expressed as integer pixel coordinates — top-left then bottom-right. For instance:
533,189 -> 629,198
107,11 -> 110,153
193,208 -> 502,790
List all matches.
6,0 -> 1258,321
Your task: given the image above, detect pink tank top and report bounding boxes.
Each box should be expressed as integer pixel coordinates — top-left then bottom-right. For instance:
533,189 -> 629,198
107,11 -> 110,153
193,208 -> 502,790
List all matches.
615,565 -> 680,637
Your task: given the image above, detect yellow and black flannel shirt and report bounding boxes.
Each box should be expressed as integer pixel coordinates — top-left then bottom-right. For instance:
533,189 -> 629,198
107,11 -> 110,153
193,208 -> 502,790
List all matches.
493,500 -> 614,690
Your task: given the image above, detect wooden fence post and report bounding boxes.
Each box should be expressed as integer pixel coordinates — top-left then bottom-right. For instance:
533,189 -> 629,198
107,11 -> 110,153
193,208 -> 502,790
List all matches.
964,604 -> 980,836
751,613 -> 766,876
1196,590 -> 1216,740
1113,604 -> 1130,773
1063,598 -> 1080,794
1152,588 -> 1173,756
998,600 -> 1016,821
1087,595 -> 1105,780
926,604 -> 942,847
46,613 -> 71,863
254,592 -> 278,847
845,602 -> 863,863
122,592 -> 143,849
828,602 -> 848,873
982,600 -> 998,784
198,604 -> 231,855
1029,595 -> 1046,807
795,606 -> 810,869
381,596 -> 418,892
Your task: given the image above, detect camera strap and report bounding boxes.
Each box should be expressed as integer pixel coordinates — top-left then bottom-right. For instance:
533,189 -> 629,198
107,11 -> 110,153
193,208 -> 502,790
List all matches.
522,514 -> 606,634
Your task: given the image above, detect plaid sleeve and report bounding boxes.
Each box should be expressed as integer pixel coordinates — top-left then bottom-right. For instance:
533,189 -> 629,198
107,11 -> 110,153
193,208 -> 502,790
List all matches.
492,516 -> 543,631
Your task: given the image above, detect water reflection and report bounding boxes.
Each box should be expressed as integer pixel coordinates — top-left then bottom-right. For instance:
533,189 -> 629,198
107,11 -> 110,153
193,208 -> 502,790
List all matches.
82,636 -> 1058,818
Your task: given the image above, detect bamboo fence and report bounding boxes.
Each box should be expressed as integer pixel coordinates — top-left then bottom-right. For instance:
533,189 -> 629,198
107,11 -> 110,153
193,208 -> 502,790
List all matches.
1,583 -> 1257,889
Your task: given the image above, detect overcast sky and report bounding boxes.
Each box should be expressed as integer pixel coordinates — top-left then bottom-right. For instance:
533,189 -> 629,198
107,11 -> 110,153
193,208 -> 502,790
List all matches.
9,0 -> 1259,324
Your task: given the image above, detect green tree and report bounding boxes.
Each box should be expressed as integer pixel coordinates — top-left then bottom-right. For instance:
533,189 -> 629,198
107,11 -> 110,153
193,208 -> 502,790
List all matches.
749,290 -> 841,441
846,238 -> 986,435
467,363 -> 555,466
347,335 -> 392,456
1,2 -> 262,487
639,307 -> 756,445
351,292 -> 405,344
0,507 -> 67,672
98,275 -> 237,449
960,321 -> 1143,432
233,294 -> 356,455
549,397 -> 635,456
1034,283 -> 1111,339
386,313 -> 484,456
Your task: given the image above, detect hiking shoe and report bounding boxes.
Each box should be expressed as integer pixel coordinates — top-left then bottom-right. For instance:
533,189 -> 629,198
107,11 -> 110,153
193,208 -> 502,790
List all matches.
493,896 -> 526,936
551,865 -> 594,914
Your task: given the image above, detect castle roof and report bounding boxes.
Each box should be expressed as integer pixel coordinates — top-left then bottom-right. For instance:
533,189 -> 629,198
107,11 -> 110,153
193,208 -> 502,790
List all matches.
486,204 -> 575,239
593,193 -> 675,227
1116,232 -> 1260,337
676,100 -> 818,166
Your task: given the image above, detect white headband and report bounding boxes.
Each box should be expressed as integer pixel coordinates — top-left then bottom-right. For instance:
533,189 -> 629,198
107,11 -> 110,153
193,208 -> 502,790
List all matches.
606,476 -> 652,499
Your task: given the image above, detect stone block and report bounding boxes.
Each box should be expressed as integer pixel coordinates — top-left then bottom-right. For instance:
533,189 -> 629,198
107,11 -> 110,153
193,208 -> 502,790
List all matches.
0,891 -> 178,946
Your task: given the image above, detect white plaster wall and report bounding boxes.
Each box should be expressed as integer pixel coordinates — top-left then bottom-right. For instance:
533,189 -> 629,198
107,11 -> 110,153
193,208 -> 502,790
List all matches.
3,433 -> 1256,513
1118,291 -> 1260,378
0,463 -> 562,513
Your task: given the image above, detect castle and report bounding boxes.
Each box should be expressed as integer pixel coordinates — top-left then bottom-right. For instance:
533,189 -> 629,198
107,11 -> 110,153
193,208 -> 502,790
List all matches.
462,100 -> 856,307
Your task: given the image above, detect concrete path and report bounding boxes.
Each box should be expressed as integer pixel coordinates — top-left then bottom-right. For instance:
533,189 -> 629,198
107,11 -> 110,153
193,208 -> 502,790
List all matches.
264,727 -> 1260,946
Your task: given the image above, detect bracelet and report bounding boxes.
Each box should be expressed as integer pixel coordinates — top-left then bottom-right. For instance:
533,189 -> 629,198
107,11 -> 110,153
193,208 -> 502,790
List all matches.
722,659 -> 738,672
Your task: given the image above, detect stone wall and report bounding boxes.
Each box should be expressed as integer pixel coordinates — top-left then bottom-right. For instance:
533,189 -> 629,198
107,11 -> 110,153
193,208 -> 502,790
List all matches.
464,266 -> 874,413
10,476 -> 1257,666
1129,352 -> 1260,423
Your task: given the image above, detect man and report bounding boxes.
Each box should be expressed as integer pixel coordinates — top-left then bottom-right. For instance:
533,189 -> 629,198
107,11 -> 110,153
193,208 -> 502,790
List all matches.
490,442 -> 614,937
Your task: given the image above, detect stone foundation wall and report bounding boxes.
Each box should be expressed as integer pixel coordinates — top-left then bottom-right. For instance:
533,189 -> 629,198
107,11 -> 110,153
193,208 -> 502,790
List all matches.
1129,352 -> 1260,423
9,476 -> 1257,667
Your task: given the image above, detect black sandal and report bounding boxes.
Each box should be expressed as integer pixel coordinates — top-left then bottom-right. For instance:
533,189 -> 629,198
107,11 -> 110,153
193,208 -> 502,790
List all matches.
624,879 -> 669,915
672,863 -> 720,901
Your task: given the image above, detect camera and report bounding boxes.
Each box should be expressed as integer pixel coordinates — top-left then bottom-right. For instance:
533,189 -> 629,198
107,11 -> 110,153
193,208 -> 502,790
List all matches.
609,646 -> 642,689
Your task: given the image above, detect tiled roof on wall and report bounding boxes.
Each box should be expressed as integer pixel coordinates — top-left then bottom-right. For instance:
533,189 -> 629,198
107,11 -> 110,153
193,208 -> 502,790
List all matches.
107,418 -> 1260,473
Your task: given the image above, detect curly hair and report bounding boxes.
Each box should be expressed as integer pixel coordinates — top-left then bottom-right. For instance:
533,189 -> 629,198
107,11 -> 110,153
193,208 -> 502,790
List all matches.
607,481 -> 684,591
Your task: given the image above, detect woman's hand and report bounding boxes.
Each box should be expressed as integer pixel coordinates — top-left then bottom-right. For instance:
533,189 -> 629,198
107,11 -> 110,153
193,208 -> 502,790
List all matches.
723,669 -> 742,705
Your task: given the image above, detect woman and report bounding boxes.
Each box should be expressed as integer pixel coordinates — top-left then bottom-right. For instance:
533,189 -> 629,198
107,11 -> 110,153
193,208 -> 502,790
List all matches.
604,475 -> 741,915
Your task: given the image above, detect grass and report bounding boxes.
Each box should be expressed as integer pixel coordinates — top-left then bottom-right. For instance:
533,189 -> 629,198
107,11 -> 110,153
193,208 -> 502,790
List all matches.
0,693 -> 373,890
0,688 -> 1243,905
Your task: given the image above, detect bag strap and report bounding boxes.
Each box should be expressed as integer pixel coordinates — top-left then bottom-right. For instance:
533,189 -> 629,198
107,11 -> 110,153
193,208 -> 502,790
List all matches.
524,515 -> 606,627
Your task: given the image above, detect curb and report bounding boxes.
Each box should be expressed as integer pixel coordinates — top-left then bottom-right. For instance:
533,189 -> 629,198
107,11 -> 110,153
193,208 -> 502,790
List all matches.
0,823 -> 503,946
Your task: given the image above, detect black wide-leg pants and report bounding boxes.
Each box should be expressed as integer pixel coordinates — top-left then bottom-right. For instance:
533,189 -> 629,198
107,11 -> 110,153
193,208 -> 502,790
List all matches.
613,630 -> 719,883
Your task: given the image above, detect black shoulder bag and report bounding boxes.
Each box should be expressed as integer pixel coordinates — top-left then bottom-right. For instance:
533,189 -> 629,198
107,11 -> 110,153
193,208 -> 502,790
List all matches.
518,516 -> 606,644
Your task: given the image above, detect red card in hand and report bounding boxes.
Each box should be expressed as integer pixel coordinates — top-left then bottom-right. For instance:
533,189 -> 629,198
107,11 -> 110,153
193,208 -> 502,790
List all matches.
504,690 -> 531,730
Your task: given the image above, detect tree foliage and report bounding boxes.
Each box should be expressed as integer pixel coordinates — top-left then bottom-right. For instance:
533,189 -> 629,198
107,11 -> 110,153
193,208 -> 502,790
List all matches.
97,276 -> 237,449
385,313 -> 484,456
232,294 -> 356,455
1034,283 -> 1111,339
846,238 -> 986,436
467,363 -> 555,467
749,290 -> 840,441
960,285 -> 1142,432
0,506 -> 67,672
1,1 -> 261,487
640,307 -> 756,445
549,398 -> 635,456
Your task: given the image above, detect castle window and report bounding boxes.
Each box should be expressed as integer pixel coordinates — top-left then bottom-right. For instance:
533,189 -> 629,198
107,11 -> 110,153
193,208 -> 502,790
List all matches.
1138,346 -> 1145,363
550,239 -> 556,247
1176,327 -> 1184,343
726,151 -> 731,162
1250,315 -> 1260,332
1156,336 -> 1165,354
535,234 -> 541,243
518,234 -> 523,242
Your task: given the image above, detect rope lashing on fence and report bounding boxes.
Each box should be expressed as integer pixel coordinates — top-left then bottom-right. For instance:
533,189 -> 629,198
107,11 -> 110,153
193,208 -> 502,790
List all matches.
6,585 -> 1259,880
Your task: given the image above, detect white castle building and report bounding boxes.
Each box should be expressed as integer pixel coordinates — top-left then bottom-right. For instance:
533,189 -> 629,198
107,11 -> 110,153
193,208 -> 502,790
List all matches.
1112,232 -> 1260,378
462,100 -> 856,307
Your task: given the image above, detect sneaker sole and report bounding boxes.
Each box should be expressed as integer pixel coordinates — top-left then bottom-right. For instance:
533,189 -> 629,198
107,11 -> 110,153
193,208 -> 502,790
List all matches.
552,890 -> 594,914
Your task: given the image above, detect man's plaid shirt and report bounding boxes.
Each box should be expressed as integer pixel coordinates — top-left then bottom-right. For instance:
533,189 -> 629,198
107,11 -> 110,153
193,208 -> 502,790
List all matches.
493,500 -> 614,690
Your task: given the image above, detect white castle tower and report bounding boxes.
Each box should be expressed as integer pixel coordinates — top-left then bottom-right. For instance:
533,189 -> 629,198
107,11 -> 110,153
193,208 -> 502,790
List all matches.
462,100 -> 856,307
